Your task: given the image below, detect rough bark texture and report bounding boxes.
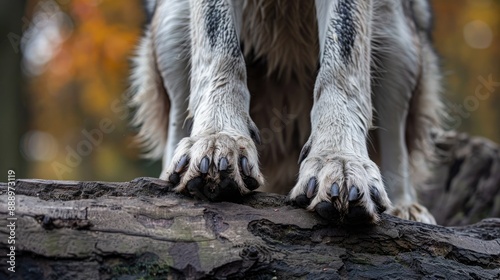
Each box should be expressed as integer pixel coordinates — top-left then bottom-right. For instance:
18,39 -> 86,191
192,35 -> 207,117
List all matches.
0,132 -> 499,279
423,131 -> 500,226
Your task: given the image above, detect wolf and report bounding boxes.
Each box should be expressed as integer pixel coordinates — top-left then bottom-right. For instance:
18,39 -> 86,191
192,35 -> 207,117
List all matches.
130,0 -> 442,224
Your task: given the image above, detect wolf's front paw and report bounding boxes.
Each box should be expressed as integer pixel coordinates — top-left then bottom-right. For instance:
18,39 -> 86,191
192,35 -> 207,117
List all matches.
289,151 -> 392,224
161,132 -> 264,201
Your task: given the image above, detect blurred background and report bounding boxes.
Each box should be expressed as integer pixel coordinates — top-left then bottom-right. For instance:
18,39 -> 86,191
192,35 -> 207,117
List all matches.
0,0 -> 499,182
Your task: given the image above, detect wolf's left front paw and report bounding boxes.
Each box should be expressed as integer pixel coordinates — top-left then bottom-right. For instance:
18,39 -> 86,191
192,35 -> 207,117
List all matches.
289,151 -> 392,224
161,132 -> 264,201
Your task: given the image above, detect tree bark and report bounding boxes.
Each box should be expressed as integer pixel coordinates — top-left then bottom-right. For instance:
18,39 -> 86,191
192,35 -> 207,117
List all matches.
1,131 -> 499,279
423,131 -> 500,226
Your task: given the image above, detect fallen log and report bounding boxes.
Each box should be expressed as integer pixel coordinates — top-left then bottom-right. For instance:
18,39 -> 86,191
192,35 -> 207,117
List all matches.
0,177 -> 499,279
423,131 -> 500,226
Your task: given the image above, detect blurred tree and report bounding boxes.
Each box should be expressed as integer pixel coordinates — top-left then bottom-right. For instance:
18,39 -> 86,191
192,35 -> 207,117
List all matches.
0,0 -> 28,178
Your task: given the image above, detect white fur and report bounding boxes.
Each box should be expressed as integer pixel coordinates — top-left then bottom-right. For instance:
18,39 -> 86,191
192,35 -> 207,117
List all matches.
129,27 -> 169,160
288,0 -> 390,223
369,0 -> 441,223
160,0 -> 265,193
152,0 -> 192,168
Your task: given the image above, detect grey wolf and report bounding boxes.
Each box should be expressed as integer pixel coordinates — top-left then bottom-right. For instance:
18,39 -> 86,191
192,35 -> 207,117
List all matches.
130,0 -> 441,224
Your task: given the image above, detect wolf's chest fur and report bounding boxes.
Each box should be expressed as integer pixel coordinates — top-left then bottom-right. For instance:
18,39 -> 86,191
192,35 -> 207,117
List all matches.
238,1 -> 318,192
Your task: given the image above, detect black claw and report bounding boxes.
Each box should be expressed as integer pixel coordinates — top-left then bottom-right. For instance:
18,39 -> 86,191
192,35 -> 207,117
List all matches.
219,157 -> 229,172
330,183 -> 340,198
298,145 -> 310,165
168,173 -> 180,186
306,177 -> 317,199
295,195 -> 310,208
175,155 -> 189,173
241,156 -> 251,176
370,186 -> 387,213
348,186 -> 361,202
200,156 -> 210,174
315,202 -> 341,221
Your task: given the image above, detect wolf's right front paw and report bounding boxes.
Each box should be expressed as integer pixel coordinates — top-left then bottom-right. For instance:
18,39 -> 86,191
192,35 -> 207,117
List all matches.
161,132 -> 264,201
289,150 -> 391,225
